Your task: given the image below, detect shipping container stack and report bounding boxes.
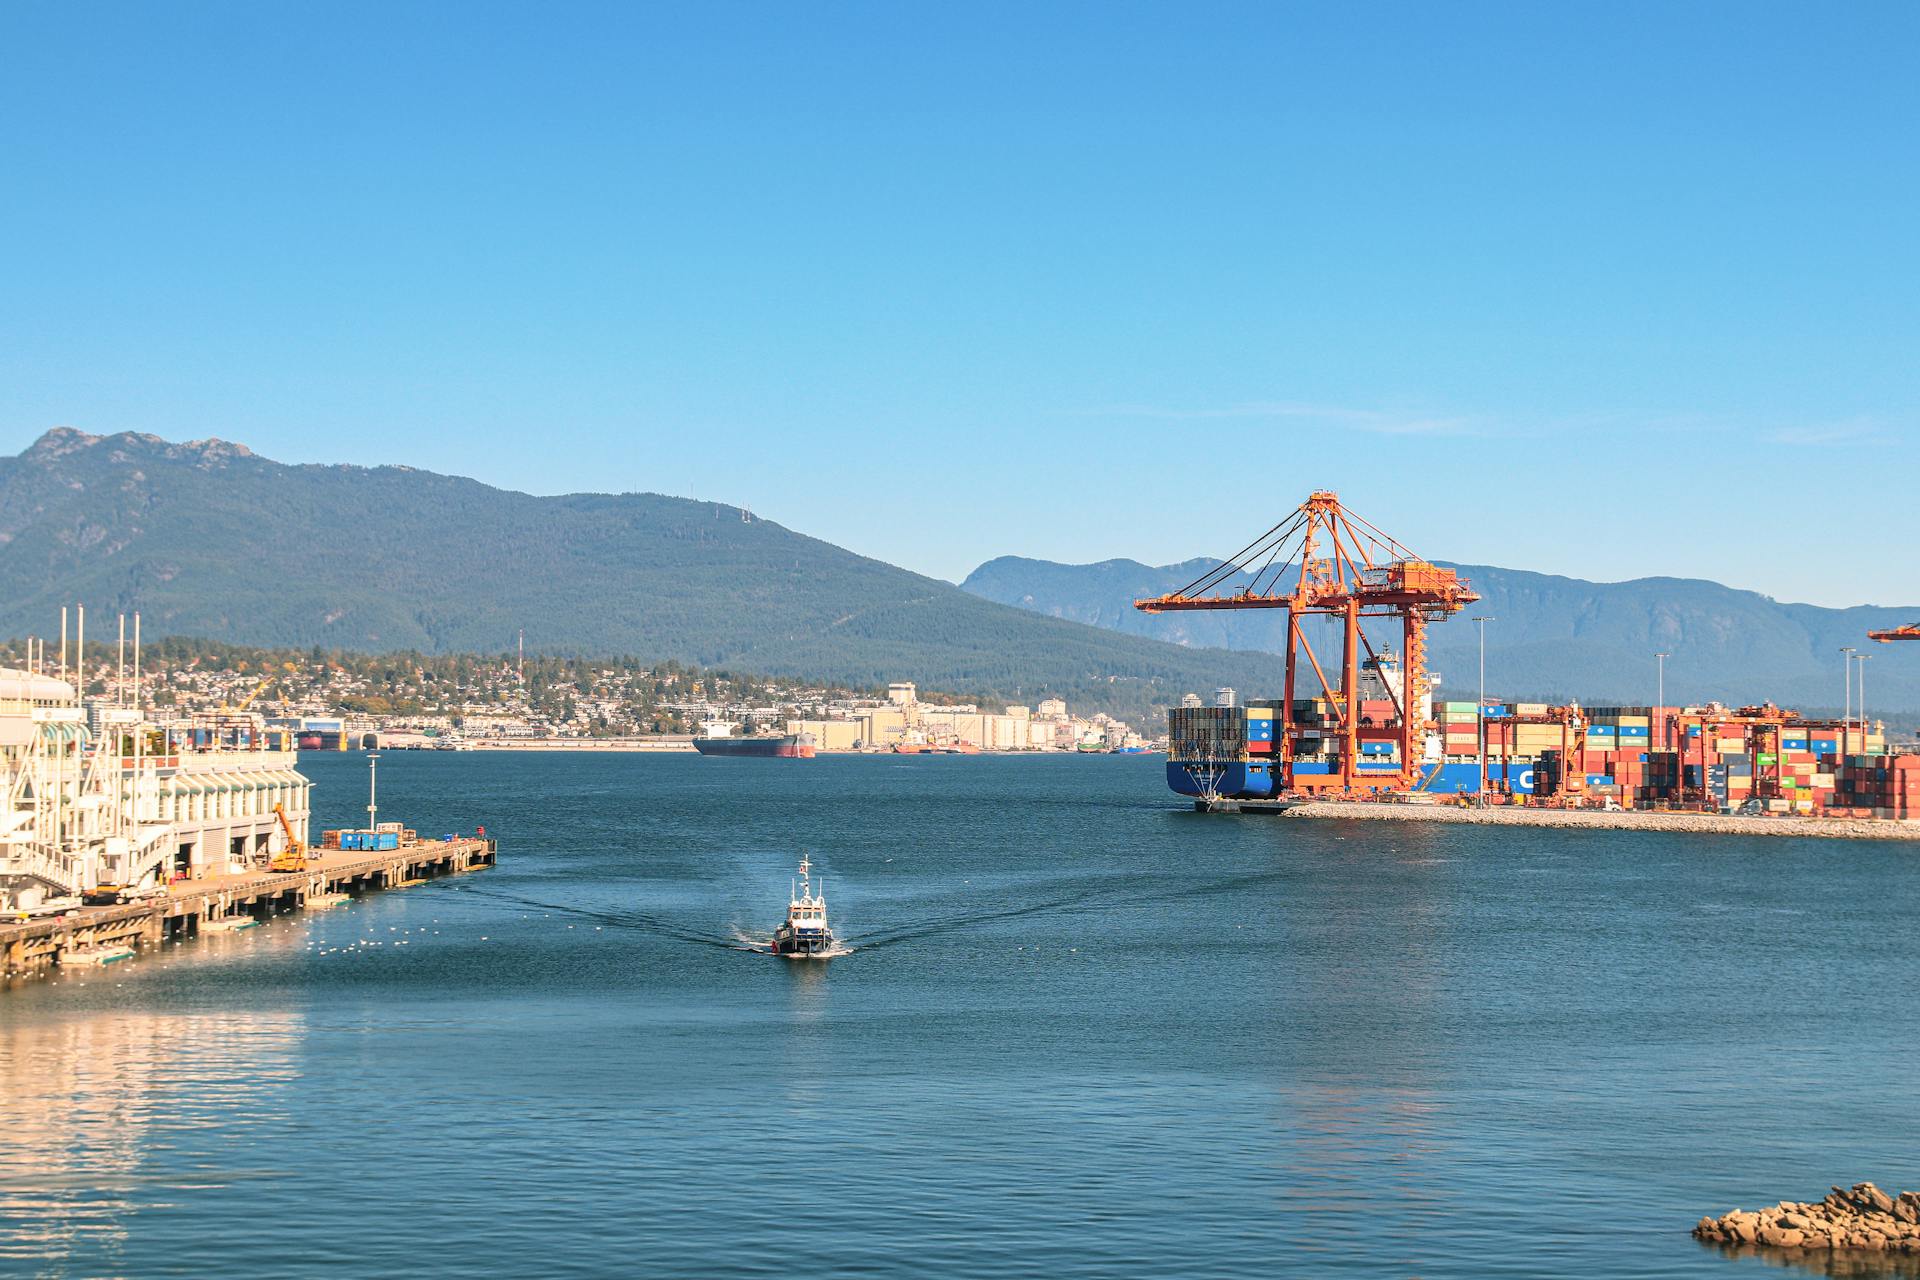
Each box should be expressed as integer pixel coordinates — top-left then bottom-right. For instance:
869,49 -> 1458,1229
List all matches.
1170,691 -> 1910,817
1529,708 -> 1895,813
1480,705 -> 1571,769
1437,702 -> 1478,759
1527,707 -> 1671,806
1356,698 -> 1401,765
1169,706 -> 1248,764
330,829 -> 402,852
1291,698 -> 1329,757
1832,754 -> 1920,819
1246,706 -> 1274,756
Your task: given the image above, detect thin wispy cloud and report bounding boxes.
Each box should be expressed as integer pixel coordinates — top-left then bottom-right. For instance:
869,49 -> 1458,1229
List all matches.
1073,401 -> 1478,437
1764,420 -> 1883,447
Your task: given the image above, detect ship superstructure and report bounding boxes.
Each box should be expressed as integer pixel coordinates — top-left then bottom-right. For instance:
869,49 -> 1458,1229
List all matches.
771,854 -> 835,958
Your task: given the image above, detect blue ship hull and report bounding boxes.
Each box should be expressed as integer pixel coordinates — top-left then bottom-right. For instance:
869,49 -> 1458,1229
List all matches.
1166,760 -> 1536,798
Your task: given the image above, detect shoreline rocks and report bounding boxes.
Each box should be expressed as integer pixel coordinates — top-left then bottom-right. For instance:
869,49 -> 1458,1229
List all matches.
1695,1183 -> 1920,1252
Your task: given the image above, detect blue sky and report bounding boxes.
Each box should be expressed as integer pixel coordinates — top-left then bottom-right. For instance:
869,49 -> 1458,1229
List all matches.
4,2 -> 1915,607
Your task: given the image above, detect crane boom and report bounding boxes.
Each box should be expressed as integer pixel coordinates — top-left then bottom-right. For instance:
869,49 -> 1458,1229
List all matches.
269,802 -> 308,872
1136,490 -> 1478,794
1868,624 -> 1920,643
233,674 -> 275,711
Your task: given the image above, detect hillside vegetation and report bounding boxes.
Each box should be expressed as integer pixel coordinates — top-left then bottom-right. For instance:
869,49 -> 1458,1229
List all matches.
962,555 -> 1920,713
0,430 -> 1283,722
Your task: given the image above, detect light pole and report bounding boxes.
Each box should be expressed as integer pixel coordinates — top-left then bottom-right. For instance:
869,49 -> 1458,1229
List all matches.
1473,616 -> 1495,805
1655,651 -> 1670,749
1840,647 -> 1856,752
367,751 -> 381,830
1857,654 -> 1871,754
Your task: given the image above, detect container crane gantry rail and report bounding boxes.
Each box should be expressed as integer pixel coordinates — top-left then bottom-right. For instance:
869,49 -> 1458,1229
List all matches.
1134,490 -> 1479,794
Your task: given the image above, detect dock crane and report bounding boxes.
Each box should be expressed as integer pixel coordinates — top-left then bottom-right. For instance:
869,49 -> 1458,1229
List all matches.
269,802 -> 308,873
225,673 -> 276,713
1135,491 -> 1479,794
1868,624 -> 1920,643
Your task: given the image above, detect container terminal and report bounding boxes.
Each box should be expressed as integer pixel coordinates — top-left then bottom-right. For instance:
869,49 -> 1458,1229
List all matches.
1141,491 -> 1920,824
0,608 -> 496,984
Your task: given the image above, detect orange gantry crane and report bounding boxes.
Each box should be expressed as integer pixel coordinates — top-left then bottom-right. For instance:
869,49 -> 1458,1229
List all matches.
1868,624 -> 1920,643
1134,490 -> 1479,793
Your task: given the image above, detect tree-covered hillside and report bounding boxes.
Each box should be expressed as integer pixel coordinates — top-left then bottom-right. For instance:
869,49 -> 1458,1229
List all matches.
962,555 -> 1920,713
0,430 -> 1283,722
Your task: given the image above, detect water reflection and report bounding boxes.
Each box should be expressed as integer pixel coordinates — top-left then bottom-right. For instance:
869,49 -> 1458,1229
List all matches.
0,1007 -> 303,1270
1699,1242 -> 1920,1277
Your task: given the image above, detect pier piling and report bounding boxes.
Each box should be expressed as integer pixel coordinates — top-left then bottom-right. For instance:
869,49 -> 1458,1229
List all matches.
2,836 -> 497,983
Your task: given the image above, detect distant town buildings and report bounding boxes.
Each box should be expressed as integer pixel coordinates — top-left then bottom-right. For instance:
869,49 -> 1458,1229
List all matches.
786,683 -> 1138,752
3,644 -> 1143,754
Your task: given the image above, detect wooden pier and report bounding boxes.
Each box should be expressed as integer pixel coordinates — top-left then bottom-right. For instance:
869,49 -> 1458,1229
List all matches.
2,836 -> 496,983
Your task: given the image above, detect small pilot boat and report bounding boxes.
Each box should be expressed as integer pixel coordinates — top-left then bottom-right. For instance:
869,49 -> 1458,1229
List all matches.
772,855 -> 836,958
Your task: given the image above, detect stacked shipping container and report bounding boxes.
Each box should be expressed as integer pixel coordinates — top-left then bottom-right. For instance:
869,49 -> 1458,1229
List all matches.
1832,754 -> 1920,818
1169,698 -> 1912,817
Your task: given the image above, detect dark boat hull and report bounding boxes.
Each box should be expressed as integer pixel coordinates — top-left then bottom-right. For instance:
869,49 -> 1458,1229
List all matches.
694,735 -> 815,759
772,926 -> 836,957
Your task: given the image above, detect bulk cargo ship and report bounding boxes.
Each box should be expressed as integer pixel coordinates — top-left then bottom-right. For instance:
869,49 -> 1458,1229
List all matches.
693,722 -> 816,759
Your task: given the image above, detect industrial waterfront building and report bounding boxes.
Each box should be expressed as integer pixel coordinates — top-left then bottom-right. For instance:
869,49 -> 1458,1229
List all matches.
0,663 -> 310,912
785,682 -> 1139,753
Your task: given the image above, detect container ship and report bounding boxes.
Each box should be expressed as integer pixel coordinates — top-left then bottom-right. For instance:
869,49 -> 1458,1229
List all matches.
1165,679 -> 1902,816
1143,490 -> 1917,820
693,723 -> 816,759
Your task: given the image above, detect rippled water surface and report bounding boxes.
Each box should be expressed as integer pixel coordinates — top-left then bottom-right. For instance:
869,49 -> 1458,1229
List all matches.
5,752 -> 1919,1279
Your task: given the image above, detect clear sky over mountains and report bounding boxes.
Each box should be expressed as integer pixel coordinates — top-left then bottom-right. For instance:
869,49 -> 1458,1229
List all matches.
3,2 -> 1914,606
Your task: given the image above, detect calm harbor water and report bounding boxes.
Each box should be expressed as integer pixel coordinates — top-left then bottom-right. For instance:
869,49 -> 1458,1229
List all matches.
4,751 -> 1919,1279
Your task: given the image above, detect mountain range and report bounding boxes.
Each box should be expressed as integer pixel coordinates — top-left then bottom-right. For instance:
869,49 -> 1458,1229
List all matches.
960,556 -> 1920,714
4,427 -> 1914,721
0,429 -> 1285,722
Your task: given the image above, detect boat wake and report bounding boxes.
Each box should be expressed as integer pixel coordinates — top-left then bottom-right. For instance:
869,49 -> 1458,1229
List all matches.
458,864 -> 1295,958
851,866 -> 1293,951
457,885 -> 755,952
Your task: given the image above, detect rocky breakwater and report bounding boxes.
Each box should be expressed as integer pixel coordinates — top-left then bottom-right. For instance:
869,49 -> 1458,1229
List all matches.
1695,1183 -> 1920,1253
